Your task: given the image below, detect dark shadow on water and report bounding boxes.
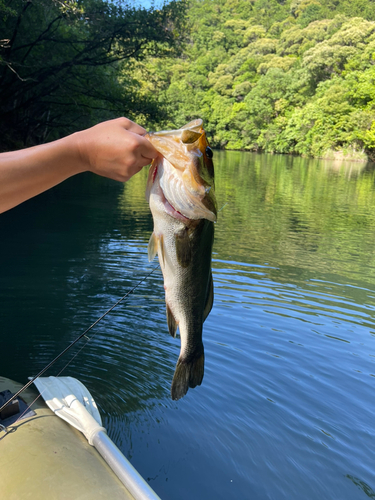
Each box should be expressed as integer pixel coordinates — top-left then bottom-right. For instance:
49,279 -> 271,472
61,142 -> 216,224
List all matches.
346,475 -> 375,499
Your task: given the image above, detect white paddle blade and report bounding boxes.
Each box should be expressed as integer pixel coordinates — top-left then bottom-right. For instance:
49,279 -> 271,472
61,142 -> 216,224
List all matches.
33,376 -> 104,444
32,376 -> 162,500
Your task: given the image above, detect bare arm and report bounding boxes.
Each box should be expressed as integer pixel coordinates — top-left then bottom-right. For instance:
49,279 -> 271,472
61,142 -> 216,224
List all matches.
0,117 -> 158,213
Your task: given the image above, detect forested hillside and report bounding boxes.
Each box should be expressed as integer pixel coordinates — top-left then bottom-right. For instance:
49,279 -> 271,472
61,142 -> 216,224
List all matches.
134,0 -> 375,160
1,0 -> 375,160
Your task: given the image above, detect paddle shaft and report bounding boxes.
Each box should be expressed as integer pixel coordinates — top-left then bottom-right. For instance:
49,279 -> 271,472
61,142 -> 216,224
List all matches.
93,430 -> 162,500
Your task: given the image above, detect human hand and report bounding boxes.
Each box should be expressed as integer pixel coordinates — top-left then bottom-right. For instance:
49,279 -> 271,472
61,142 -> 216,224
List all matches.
72,117 -> 158,182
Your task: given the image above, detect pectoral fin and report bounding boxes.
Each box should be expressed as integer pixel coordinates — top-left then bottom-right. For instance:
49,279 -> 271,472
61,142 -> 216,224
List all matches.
203,272 -> 214,322
148,232 -> 158,262
148,233 -> 165,265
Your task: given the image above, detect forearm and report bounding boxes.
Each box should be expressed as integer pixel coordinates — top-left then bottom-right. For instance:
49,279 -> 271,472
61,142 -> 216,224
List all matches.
0,134 -> 84,213
0,118 -> 157,214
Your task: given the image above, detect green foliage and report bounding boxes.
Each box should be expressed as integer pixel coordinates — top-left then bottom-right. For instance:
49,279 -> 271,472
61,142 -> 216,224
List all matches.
0,0 -> 187,149
302,18 -> 375,81
134,0 -> 375,160
4,0 -> 375,160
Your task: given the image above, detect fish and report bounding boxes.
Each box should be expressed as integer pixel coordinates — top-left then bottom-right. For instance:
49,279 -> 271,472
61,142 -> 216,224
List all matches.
145,119 -> 217,400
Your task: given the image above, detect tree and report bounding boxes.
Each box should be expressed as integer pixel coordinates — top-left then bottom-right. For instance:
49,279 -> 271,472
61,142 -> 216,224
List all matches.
0,0 -> 186,149
130,0 -> 375,159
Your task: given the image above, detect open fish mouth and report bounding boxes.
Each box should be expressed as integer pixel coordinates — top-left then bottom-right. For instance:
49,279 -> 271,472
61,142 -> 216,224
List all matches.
149,158 -> 216,222
159,163 -> 216,222
145,119 -> 217,223
161,184 -> 191,222
151,163 -> 191,222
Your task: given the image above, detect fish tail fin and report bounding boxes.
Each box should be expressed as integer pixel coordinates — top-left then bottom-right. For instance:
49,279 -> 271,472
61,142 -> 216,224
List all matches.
171,349 -> 204,401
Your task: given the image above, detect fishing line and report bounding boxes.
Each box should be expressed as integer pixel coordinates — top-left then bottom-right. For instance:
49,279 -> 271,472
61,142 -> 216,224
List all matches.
0,264 -> 160,417
218,202 -> 228,213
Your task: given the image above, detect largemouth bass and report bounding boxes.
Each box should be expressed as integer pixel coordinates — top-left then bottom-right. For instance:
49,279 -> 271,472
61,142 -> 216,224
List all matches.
145,119 -> 217,400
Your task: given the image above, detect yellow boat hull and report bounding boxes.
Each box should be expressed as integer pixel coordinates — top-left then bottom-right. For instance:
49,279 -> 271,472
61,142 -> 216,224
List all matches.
0,377 -> 134,499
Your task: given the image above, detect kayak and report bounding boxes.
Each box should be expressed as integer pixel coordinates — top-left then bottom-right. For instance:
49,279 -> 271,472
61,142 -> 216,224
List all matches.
0,376 -> 160,500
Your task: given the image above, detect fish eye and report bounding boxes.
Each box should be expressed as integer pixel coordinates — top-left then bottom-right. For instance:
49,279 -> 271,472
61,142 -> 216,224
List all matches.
206,147 -> 213,159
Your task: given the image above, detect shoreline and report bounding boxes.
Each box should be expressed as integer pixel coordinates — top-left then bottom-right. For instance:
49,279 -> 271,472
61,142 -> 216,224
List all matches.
220,147 -> 374,163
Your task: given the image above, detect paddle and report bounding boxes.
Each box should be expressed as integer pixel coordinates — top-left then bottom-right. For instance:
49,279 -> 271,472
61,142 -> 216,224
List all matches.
33,376 -> 161,500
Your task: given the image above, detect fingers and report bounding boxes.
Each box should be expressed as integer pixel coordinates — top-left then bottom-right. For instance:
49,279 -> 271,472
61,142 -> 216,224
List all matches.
116,117 -> 158,161
136,134 -> 158,162
116,117 -> 147,136
75,117 -> 160,182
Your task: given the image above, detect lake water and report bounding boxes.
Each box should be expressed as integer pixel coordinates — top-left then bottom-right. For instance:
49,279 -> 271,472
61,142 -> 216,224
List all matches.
1,151 -> 375,499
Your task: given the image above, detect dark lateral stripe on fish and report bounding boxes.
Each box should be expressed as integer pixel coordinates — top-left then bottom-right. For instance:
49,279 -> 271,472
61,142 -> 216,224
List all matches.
175,228 -> 191,268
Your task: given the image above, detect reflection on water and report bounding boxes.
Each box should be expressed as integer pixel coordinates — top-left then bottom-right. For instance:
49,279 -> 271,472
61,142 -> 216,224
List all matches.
1,153 -> 375,499
347,475 -> 375,499
214,151 -> 375,283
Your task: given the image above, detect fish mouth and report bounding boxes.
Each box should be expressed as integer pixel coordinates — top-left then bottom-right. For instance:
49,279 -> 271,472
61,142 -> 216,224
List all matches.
150,162 -> 191,222
161,187 -> 191,222
149,158 -> 216,223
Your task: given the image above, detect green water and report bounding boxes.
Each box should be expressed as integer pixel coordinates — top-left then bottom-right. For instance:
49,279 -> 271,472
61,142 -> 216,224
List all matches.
1,151 -> 375,499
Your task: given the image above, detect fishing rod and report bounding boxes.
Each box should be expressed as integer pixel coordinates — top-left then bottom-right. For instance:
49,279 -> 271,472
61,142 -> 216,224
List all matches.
0,264 -> 159,416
